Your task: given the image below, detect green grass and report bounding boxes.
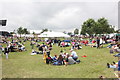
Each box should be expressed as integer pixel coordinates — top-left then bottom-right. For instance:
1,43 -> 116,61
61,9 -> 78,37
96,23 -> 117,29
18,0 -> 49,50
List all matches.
1,41 -> 118,78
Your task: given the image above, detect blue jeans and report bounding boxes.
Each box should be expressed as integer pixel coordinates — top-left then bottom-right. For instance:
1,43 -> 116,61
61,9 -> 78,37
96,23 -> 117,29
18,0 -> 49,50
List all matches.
73,57 -> 78,61
53,60 -> 62,65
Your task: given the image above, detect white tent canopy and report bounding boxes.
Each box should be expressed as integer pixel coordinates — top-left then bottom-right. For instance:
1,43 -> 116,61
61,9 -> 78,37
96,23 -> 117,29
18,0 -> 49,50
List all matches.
38,31 -> 70,38
30,30 -> 42,34
14,34 -> 34,37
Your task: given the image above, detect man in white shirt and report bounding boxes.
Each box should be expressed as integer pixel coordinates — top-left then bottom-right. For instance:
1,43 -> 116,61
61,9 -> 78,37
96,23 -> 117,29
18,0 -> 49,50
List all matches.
65,54 -> 76,66
70,49 -> 78,61
68,56 -> 76,64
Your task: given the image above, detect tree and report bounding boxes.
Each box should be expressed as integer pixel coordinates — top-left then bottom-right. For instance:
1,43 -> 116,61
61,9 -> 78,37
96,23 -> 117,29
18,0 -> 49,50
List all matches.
81,17 -> 115,35
115,29 -> 120,33
13,30 -> 16,34
40,28 -> 48,34
10,32 -> 15,35
107,25 -> 115,33
96,18 -> 115,34
44,28 -> 48,32
17,27 -> 24,37
81,18 -> 96,35
23,28 -> 29,35
33,32 -> 35,35
68,32 -> 72,35
10,30 -> 16,34
17,27 -> 30,37
50,30 -> 52,32
63,31 -> 66,34
97,17 -> 108,34
32,32 -> 35,37
74,28 -> 79,35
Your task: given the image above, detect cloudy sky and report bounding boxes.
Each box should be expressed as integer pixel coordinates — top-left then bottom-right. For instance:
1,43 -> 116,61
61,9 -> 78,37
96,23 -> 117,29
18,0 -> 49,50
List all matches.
0,0 -> 119,32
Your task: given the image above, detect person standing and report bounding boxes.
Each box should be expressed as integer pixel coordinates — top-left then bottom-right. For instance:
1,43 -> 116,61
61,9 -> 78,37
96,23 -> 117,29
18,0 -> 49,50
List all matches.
0,44 -> 3,56
4,46 -> 9,59
96,37 -> 100,49
30,41 -> 34,49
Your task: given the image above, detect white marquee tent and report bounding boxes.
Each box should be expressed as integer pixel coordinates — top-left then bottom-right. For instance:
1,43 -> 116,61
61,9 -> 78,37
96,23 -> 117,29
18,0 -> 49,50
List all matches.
38,31 -> 70,38
14,34 -> 34,37
30,30 -> 42,34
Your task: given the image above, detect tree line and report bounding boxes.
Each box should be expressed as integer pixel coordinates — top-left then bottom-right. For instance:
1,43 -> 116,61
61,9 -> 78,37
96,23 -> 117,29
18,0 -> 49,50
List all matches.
14,17 -> 118,36
16,27 -> 48,35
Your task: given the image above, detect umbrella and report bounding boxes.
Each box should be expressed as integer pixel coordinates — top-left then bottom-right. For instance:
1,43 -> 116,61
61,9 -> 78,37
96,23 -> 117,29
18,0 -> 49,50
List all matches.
63,40 -> 71,42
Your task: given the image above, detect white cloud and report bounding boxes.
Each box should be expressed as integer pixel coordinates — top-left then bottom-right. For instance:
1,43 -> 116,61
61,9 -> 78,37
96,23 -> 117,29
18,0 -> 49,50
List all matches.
47,7 -> 80,26
0,1 -> 118,32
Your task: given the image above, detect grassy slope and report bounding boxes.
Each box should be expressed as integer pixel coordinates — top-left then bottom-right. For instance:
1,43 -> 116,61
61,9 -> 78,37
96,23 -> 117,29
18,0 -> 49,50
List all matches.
2,41 -> 117,78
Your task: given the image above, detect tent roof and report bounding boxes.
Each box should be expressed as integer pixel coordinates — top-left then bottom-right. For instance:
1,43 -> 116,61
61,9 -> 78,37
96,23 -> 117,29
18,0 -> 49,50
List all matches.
38,31 -> 70,37
15,34 -> 34,37
30,30 -> 42,34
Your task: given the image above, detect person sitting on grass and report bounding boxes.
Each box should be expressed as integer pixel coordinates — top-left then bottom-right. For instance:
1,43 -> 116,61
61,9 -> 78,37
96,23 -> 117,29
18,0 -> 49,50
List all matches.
48,44 -> 52,50
62,52 -> 68,59
46,56 -> 53,64
70,49 -> 78,61
99,76 -> 106,80
107,58 -> 120,77
20,44 -> 26,51
18,44 -> 22,52
52,55 -> 58,62
38,44 -> 43,54
57,55 -> 64,65
110,44 -> 120,54
60,42 -> 65,47
84,40 -> 88,46
77,44 -> 82,50
65,54 -> 76,66
9,43 -> 14,52
107,62 -> 117,68
115,44 -> 120,53
18,43 -> 26,52
31,50 -> 37,55
53,55 -> 64,65
65,54 -> 80,66
60,50 -> 63,55
30,50 -> 42,55
107,42 -> 116,48
74,42 -> 79,50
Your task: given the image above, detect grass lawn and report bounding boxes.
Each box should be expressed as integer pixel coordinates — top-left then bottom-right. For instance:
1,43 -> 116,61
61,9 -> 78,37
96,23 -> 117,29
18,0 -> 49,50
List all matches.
1,41 -> 118,78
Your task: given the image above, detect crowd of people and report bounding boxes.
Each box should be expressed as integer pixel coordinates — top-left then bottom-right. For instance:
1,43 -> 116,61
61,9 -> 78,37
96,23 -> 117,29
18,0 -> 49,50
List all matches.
0,37 -> 27,59
43,49 -> 80,66
28,38 -> 81,66
104,35 -> 120,78
1,35 -> 120,80
0,34 -> 120,78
